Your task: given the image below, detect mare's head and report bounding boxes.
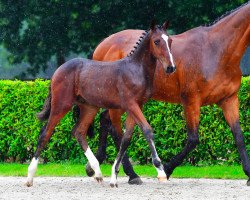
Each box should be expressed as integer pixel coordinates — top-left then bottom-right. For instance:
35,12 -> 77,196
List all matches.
149,20 -> 176,74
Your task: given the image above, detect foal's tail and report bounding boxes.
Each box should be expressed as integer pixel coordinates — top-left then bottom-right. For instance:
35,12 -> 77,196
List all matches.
37,85 -> 52,121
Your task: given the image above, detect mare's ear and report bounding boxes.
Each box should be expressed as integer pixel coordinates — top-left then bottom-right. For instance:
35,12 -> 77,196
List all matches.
150,19 -> 157,31
162,20 -> 170,31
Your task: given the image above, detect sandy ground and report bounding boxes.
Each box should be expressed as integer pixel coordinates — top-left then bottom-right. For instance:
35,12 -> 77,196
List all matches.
0,177 -> 249,200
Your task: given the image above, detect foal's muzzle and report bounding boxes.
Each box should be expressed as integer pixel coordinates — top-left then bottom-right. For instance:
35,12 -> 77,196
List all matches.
165,65 -> 176,74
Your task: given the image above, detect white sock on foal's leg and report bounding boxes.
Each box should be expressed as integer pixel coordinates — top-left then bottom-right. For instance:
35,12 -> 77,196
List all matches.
110,159 -> 120,187
154,157 -> 167,182
26,157 -> 39,187
85,146 -> 102,181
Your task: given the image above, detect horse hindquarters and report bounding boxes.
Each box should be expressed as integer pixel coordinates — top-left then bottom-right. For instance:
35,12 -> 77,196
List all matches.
26,69 -> 76,187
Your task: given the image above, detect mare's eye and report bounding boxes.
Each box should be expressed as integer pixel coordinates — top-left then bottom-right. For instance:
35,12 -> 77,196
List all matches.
154,40 -> 160,45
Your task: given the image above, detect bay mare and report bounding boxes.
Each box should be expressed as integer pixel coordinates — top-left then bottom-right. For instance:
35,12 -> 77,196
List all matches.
26,21 -> 176,187
86,2 -> 250,186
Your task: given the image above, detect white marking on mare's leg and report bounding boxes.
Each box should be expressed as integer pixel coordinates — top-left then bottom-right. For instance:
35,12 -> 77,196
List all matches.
161,34 -> 175,67
85,147 -> 102,180
26,157 -> 39,187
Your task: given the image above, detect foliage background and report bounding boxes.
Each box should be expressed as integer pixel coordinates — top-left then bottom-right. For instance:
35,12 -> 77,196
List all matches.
0,0 -> 249,78
0,78 -> 249,165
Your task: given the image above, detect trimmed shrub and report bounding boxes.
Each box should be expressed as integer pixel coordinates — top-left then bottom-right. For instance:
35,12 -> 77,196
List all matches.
0,78 -> 249,165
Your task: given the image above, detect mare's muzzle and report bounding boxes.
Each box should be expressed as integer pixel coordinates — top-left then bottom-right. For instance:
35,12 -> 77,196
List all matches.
165,65 -> 176,74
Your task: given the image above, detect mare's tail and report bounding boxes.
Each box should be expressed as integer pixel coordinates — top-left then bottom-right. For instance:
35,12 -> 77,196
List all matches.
36,85 -> 52,121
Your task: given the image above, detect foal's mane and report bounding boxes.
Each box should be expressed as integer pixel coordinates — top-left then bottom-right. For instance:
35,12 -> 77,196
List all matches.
127,30 -> 148,57
205,1 -> 249,27
127,25 -> 165,57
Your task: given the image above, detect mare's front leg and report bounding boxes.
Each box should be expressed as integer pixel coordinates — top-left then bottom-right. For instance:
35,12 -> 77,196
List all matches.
164,97 -> 200,179
218,94 -> 250,186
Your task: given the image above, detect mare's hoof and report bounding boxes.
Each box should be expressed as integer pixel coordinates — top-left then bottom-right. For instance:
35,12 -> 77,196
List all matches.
95,177 -> 103,183
128,177 -> 143,185
110,183 -> 118,188
247,178 -> 250,186
163,163 -> 173,180
85,162 -> 95,177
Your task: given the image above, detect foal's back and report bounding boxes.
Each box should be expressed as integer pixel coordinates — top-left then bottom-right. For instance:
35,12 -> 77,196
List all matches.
51,57 -> 145,109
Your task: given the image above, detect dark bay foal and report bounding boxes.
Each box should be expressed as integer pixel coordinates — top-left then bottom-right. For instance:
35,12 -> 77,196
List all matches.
26,21 -> 176,187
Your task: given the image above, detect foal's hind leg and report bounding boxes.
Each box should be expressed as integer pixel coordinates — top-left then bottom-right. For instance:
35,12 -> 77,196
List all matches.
86,110 -> 110,177
219,94 -> 250,186
73,104 -> 103,182
26,102 -> 72,187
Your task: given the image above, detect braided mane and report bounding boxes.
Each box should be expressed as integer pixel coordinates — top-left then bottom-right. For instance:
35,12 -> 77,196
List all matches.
127,30 -> 148,57
127,25 -> 165,57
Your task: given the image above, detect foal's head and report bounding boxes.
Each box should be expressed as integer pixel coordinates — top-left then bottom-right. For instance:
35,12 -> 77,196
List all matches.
149,20 -> 176,74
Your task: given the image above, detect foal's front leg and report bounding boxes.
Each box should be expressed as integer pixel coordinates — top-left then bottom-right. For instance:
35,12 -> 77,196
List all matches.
128,105 -> 167,182
110,114 -> 135,187
110,104 -> 166,187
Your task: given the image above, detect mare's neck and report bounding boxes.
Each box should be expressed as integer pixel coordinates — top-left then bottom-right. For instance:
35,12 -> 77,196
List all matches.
209,3 -> 250,65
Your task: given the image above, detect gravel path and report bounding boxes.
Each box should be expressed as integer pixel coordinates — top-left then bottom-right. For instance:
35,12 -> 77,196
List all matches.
0,177 -> 249,200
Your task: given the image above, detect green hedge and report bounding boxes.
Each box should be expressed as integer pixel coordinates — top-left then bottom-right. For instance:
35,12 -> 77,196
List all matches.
0,78 -> 249,165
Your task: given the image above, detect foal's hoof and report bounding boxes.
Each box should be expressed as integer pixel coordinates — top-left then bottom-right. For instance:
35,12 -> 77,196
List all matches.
247,178 -> 250,186
25,180 -> 33,187
95,177 -> 103,183
110,183 -> 118,188
158,176 -> 167,183
163,163 -> 173,180
85,162 -> 95,177
128,176 -> 143,185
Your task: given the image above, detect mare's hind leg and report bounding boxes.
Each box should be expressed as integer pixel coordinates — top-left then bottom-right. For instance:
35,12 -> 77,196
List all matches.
163,100 -> 200,179
73,104 -> 103,182
219,94 -> 250,186
26,101 -> 72,187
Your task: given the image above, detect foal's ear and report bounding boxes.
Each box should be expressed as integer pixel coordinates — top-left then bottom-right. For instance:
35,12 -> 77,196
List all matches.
150,19 -> 157,31
162,20 -> 170,31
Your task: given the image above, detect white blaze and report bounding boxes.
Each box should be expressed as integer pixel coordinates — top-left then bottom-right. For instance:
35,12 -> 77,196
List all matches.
161,34 -> 175,67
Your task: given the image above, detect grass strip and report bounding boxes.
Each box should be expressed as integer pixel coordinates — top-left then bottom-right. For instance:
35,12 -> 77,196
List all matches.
0,163 -> 247,179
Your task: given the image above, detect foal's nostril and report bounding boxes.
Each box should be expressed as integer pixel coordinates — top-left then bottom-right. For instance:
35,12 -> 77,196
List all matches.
165,66 -> 176,74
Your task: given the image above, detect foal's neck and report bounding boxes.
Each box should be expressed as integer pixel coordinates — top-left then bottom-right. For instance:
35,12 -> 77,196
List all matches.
129,34 -> 157,84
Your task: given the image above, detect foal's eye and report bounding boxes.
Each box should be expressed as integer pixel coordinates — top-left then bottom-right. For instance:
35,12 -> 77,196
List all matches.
154,40 -> 160,45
